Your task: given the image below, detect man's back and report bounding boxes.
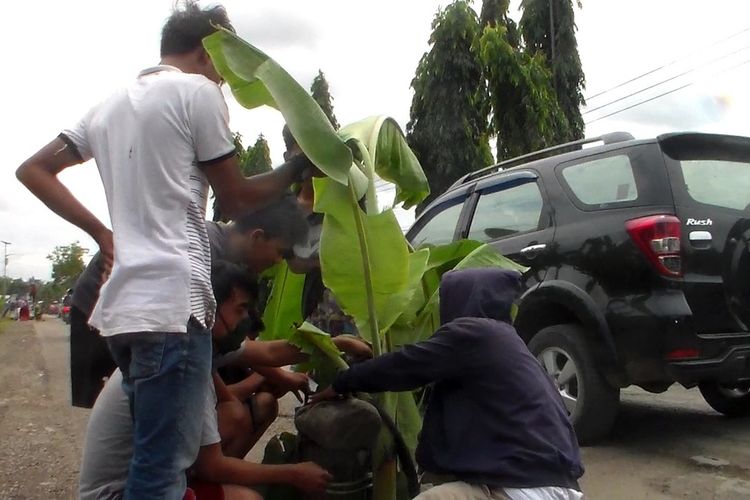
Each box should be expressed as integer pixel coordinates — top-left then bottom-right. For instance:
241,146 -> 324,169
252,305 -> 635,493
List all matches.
331,269 -> 584,492
63,67 -> 234,335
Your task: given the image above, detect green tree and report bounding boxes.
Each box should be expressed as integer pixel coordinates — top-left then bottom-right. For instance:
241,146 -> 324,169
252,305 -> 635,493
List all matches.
240,133 -> 273,177
407,1 -> 492,213
212,132 -> 273,221
310,70 -> 339,130
47,242 -> 86,289
479,20 -> 568,160
480,0 -> 519,46
520,0 -> 586,140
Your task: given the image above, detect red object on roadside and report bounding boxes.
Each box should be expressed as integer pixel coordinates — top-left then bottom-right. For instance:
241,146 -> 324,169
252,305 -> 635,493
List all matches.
19,305 -> 30,321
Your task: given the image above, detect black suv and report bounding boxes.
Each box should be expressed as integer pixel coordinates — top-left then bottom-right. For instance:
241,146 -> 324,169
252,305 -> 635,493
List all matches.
406,132 -> 750,443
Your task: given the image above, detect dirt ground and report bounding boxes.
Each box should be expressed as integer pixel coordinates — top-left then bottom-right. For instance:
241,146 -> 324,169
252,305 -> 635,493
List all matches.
2,318 -> 750,499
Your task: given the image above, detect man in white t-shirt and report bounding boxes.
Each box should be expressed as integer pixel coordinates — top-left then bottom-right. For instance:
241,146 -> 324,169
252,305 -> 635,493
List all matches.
16,3 -> 308,499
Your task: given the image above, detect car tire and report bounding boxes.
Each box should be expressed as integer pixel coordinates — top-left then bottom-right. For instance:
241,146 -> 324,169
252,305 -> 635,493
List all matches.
698,382 -> 750,417
528,323 -> 620,445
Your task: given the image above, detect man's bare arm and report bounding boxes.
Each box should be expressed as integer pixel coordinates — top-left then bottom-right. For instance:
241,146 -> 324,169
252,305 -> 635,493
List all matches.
204,155 -> 307,219
16,138 -> 113,270
193,444 -> 332,494
236,340 -> 307,368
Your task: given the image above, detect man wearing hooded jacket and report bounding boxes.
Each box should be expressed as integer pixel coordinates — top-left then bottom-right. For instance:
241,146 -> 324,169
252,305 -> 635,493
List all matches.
313,268 -> 584,500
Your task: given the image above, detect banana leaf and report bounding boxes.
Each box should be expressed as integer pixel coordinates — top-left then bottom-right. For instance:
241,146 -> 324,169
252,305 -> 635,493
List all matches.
339,116 -> 430,209
314,177 -> 410,347
290,322 -> 348,371
259,262 -> 305,341
203,27 -> 352,185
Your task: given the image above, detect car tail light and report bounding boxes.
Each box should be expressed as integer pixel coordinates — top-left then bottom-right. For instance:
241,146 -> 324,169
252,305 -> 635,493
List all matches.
665,348 -> 700,360
625,215 -> 682,277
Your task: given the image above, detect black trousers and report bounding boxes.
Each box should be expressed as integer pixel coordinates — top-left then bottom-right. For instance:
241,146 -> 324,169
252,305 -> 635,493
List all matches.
69,306 -> 116,408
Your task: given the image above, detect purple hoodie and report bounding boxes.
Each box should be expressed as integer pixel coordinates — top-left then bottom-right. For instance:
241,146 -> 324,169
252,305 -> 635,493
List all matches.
333,268 -> 584,490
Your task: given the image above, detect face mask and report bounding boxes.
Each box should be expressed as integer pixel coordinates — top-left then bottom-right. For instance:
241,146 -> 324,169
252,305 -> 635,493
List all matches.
215,313 -> 265,355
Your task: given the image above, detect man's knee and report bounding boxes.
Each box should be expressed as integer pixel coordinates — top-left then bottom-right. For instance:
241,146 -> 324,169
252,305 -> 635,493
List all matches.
220,400 -> 253,437
252,391 -> 279,428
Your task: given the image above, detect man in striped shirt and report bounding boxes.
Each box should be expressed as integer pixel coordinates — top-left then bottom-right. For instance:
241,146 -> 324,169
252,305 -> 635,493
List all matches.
16,3 -> 308,499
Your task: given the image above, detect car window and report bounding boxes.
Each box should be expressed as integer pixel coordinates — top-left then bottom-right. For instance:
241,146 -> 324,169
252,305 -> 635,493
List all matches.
561,154 -> 638,206
680,159 -> 750,211
467,181 -> 543,242
410,201 -> 464,248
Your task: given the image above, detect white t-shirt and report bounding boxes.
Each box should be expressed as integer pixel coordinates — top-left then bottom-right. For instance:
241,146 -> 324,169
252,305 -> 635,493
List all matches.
62,65 -> 235,335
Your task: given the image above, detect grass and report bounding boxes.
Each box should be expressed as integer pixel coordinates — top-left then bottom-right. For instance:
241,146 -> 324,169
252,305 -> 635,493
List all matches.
0,317 -> 12,334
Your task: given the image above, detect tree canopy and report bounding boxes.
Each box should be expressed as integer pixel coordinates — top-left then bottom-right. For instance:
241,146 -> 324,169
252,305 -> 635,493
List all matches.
520,0 -> 586,140
406,0 -> 493,213
47,241 -> 86,289
310,70 -> 340,130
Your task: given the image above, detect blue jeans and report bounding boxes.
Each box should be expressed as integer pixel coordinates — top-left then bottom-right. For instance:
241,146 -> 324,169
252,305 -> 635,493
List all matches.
106,321 -> 211,500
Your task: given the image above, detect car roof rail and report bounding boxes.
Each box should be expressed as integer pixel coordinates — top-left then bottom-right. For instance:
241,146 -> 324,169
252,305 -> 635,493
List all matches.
451,131 -> 635,187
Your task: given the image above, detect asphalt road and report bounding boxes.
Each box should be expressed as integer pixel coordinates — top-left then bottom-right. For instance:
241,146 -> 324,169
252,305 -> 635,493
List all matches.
1,318 -> 750,499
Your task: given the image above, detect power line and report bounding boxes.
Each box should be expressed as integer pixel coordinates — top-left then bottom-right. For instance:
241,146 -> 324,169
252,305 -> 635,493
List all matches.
585,25 -> 750,101
583,42 -> 750,116
586,57 -> 750,125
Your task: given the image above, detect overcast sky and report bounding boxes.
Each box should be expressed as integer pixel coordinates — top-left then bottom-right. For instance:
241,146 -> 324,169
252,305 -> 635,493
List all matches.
3,0 -> 750,280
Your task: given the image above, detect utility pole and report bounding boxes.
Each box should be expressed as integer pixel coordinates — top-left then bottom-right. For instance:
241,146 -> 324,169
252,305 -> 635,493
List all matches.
549,0 -> 556,62
1,240 -> 10,298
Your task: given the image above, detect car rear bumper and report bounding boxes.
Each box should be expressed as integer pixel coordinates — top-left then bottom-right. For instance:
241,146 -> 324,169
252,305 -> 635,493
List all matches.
668,342 -> 750,386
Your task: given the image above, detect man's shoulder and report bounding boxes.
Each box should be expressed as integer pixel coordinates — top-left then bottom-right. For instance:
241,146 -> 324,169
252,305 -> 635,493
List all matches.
139,69 -> 218,99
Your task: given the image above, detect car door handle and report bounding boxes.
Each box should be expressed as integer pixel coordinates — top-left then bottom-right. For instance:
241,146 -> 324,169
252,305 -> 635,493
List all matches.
689,231 -> 712,242
520,243 -> 547,258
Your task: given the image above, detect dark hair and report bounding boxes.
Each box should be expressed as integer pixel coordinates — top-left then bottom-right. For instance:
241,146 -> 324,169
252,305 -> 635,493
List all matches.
211,260 -> 258,305
233,195 -> 309,247
211,260 -> 264,336
160,1 -> 234,57
282,124 -> 297,153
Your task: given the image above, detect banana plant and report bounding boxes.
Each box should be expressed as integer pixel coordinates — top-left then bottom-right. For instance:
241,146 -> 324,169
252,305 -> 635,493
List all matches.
204,27 -> 525,499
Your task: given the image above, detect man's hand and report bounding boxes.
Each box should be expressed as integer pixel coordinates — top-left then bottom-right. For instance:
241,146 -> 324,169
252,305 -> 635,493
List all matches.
265,370 -> 310,402
332,336 -> 373,361
291,462 -> 333,494
94,228 -> 114,278
309,386 -> 340,405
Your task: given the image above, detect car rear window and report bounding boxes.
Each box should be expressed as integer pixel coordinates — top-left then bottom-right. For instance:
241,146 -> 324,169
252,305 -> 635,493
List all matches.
680,159 -> 750,211
561,154 -> 638,206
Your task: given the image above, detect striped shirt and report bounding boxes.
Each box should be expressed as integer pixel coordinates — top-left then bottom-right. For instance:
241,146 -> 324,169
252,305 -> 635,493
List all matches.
63,65 -> 234,335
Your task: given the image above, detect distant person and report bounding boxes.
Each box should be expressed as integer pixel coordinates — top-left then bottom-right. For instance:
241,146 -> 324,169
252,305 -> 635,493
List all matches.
1,295 -> 16,319
313,269 -> 585,500
16,2 -> 311,498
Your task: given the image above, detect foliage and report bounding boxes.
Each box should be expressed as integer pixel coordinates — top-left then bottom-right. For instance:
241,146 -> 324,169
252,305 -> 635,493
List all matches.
260,262 -> 306,341
205,27 -> 523,500
406,1 -> 492,213
203,29 -> 352,185
310,70 -> 340,130
407,0 -> 586,175
480,0 -> 519,46
239,133 -> 273,177
479,23 -> 569,160
520,0 -> 586,140
47,241 -> 86,289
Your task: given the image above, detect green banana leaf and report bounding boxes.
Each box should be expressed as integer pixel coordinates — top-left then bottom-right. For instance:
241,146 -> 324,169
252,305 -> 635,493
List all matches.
339,116 -> 430,209
260,262 -> 305,341
289,322 -> 348,371
314,177 -> 410,346
393,242 -> 528,346
203,28 -> 352,185
380,249 -> 430,331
